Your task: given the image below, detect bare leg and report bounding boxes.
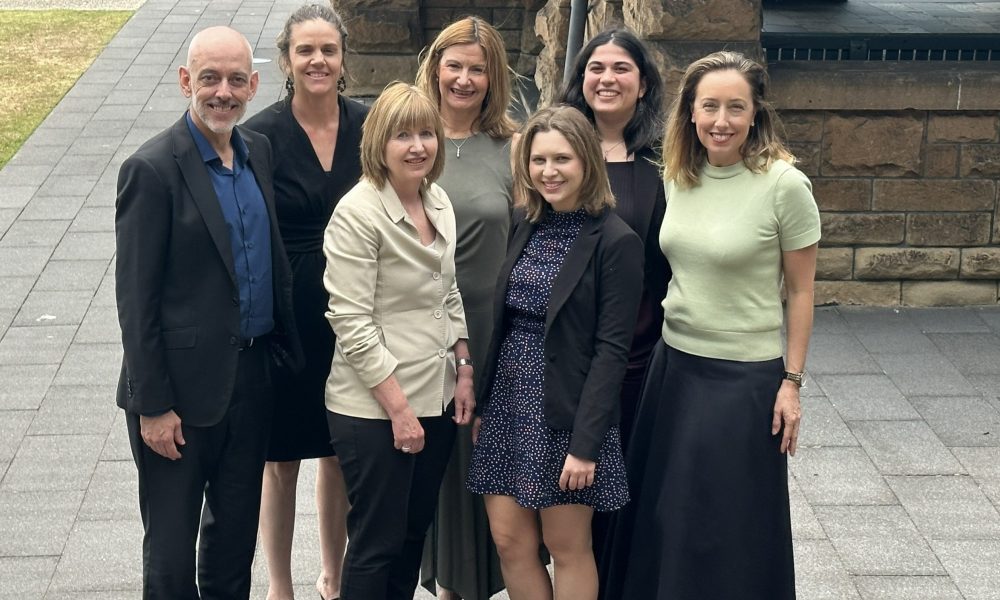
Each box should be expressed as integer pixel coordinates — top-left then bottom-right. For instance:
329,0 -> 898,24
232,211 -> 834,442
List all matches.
316,455 -> 348,600
438,589 -> 462,600
540,504 -> 596,600
261,460 -> 301,600
483,495 -> 552,600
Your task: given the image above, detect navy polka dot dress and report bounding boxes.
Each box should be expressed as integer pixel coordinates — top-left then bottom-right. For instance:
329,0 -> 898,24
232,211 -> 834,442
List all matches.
467,209 -> 629,511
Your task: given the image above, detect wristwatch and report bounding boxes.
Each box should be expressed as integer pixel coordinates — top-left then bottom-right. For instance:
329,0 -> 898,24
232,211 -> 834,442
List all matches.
783,370 -> 805,387
457,357 -> 474,369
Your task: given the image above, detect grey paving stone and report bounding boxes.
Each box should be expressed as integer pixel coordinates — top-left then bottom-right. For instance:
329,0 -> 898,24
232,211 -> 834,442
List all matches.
76,305 -> 121,344
0,208 -> 18,237
0,185 -> 38,209
873,352 -> 978,397
137,108 -> 188,128
1,434 -> 104,492
907,307 -> 993,333
67,133 -> 126,156
51,232 -> 116,262
0,325 -> 76,365
837,307 -> 917,332
0,219 -> 69,248
964,374 -> 1000,401
92,274 -> 117,307
852,575 -> 963,600
91,103 -> 144,123
21,125 -> 83,148
75,69 -> 123,86
103,89 -> 153,107
814,505 -> 945,576
13,290 -> 93,327
41,592 -> 137,600
0,165 -> 54,187
34,260 -> 108,293
951,447 -> 1000,508
68,207 -> 115,233
18,195 -> 86,221
54,343 -> 122,386
100,413 -> 132,462
927,332 -> 1000,376
50,155 -> 113,178
975,307 -> 1000,332
929,540 -> 1000,600
807,334 -> 883,375
0,489 -> 84,555
0,307 -> 13,338
0,364 -> 57,410
0,410 -> 33,463
816,374 -> 920,421
0,556 -> 58,596
800,395 -> 859,447
47,95 -> 104,114
790,472 -> 833,539
849,421 -> 964,476
855,328 -> 940,355
78,459 -> 137,522
28,385 -> 117,437
0,276 -> 35,309
791,447 -> 895,505
887,475 -> 1000,541
47,519 -> 142,593
793,539 -> 860,599
6,142 -> 68,166
909,396 -> 1000,447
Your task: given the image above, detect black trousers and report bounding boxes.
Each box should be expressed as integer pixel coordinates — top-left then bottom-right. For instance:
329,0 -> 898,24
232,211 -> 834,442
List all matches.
328,408 -> 456,600
126,342 -> 271,600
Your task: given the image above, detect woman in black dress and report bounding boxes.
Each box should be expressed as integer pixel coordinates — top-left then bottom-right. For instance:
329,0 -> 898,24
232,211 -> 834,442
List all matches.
557,27 -> 669,574
244,4 -> 367,599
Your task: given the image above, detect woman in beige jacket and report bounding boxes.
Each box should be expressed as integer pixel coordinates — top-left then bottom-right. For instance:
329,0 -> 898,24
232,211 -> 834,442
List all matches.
322,82 -> 474,600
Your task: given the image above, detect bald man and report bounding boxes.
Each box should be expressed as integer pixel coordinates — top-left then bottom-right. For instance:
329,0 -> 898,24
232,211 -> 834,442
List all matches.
115,26 -> 301,598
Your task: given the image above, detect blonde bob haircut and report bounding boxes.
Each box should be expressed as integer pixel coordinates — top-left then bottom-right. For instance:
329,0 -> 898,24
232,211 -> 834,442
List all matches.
415,16 -> 517,139
360,82 -> 446,190
663,50 -> 794,189
513,105 -> 616,223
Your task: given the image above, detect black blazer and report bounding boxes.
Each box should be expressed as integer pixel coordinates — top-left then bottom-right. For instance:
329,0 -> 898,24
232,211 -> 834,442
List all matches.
478,208 -> 644,461
114,116 -> 302,427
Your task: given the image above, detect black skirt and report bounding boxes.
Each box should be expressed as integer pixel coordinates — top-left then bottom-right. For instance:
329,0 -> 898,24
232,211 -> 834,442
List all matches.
600,341 -> 796,600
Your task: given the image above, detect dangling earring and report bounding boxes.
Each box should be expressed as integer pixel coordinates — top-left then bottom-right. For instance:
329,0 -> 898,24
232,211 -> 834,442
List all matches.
337,76 -> 347,93
284,77 -> 294,97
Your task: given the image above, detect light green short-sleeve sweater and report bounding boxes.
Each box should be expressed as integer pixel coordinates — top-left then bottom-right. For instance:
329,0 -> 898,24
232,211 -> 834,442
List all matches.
660,159 -> 821,362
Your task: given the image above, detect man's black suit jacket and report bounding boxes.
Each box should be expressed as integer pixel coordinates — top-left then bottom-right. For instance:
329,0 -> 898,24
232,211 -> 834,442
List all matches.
478,208 -> 644,462
115,115 -> 302,427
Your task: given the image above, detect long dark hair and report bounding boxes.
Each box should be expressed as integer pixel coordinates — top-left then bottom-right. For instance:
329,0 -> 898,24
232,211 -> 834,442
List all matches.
558,28 -> 664,156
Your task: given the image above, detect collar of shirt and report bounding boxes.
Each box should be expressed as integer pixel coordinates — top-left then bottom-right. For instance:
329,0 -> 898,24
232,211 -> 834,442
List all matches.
185,111 -> 250,169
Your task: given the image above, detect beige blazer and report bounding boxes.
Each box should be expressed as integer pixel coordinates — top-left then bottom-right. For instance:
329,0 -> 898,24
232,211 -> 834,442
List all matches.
323,178 -> 468,419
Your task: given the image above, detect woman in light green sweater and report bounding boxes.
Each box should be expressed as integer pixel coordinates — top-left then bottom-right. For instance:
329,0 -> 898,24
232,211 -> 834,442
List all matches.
602,51 -> 820,599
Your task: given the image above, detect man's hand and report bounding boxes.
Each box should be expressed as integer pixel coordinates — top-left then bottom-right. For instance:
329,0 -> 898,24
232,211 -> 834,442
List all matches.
140,410 -> 185,460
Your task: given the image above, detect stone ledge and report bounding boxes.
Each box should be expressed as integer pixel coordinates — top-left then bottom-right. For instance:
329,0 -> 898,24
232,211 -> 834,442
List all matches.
901,281 -> 998,307
814,281 -> 900,306
770,63 -> 1000,111
855,248 -> 960,280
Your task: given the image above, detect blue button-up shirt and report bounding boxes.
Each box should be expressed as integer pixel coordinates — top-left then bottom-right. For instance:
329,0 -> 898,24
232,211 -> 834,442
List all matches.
186,113 -> 274,339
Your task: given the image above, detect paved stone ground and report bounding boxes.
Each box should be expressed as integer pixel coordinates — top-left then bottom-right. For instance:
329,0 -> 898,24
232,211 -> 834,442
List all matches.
1,1 -> 1000,598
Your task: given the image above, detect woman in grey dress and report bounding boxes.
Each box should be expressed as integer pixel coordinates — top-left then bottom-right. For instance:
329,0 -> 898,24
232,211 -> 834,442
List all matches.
415,16 -> 516,600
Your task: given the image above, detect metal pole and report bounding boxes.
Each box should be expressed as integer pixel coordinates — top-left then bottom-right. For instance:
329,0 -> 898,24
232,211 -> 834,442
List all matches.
563,0 -> 588,84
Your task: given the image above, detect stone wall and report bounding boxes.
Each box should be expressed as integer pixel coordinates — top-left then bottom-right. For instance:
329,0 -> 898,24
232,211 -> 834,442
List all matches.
334,0 -> 545,97
772,63 -> 1000,306
336,0 -> 1000,306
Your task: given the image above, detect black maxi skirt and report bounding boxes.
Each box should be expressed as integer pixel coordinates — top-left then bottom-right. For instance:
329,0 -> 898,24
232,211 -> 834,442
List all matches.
600,341 -> 796,600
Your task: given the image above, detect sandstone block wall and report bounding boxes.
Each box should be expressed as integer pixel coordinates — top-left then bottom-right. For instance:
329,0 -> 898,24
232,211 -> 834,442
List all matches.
782,109 -> 1000,306
336,0 -> 1000,306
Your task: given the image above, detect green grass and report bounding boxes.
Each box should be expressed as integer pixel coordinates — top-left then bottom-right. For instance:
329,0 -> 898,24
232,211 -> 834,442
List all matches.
0,9 -> 132,169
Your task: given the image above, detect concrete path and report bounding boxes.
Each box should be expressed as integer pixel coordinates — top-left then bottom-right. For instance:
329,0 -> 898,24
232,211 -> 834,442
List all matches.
1,1 -> 999,598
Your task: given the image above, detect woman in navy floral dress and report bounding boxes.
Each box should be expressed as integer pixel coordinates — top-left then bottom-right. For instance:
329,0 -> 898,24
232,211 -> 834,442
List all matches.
467,106 -> 643,600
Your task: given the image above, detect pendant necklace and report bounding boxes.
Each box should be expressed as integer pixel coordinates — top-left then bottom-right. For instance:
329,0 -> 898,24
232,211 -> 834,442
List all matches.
450,135 -> 472,159
602,140 -> 625,160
